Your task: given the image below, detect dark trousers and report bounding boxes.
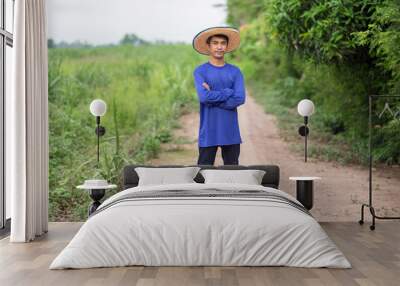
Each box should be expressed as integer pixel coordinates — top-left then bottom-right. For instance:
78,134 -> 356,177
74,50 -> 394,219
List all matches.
197,144 -> 240,165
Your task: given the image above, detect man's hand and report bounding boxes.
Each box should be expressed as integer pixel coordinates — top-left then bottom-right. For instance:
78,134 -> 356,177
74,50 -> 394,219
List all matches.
202,82 -> 210,91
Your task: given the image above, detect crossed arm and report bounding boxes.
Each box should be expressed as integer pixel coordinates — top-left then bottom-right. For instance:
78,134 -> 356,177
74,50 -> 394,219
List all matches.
193,69 -> 246,110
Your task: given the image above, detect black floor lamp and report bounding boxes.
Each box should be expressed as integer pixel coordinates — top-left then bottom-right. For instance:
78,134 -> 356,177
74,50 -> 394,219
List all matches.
81,99 -> 109,216
89,99 -> 107,168
297,99 -> 315,162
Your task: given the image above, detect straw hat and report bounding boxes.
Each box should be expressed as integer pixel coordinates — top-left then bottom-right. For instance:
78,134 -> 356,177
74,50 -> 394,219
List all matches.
192,26 -> 240,55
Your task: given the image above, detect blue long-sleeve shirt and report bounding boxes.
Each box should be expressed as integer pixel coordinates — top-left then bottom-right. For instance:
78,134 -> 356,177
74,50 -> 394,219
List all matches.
193,61 -> 246,147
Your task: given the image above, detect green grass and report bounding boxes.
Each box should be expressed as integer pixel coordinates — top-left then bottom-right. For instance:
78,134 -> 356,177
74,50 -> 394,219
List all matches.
48,44 -> 206,221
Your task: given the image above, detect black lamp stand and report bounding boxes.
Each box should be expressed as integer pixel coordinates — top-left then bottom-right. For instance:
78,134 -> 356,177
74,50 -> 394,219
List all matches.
88,116 -> 106,217
95,116 -> 106,166
298,116 -> 310,162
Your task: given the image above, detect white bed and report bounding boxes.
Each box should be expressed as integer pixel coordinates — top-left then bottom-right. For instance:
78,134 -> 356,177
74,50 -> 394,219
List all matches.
49,182 -> 351,269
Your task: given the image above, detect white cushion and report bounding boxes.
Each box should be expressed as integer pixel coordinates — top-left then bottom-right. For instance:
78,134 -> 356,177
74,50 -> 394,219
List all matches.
200,169 -> 266,185
135,167 -> 201,186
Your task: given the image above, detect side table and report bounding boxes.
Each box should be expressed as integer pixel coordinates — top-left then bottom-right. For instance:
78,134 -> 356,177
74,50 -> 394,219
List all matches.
289,177 -> 321,210
77,182 -> 117,216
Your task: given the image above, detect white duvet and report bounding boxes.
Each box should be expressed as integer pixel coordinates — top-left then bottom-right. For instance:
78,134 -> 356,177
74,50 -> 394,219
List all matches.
50,183 -> 351,269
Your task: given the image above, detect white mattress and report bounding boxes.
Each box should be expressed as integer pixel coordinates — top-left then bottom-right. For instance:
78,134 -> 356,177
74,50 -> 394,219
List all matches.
49,183 -> 351,269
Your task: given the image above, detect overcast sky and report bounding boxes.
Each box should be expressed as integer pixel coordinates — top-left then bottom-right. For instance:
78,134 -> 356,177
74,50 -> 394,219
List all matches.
47,0 -> 227,45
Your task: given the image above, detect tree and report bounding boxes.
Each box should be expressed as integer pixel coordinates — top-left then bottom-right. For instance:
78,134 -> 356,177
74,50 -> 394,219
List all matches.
48,38 -> 55,49
119,33 -> 149,46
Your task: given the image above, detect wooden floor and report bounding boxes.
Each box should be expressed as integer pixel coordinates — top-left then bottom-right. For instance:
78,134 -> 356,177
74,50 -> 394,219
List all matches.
0,222 -> 399,286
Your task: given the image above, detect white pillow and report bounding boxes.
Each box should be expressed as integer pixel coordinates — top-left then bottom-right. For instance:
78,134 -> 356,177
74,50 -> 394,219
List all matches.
200,169 -> 266,185
135,167 -> 201,186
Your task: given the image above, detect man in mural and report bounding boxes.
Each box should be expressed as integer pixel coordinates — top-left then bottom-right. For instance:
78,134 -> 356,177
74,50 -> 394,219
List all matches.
192,27 -> 246,165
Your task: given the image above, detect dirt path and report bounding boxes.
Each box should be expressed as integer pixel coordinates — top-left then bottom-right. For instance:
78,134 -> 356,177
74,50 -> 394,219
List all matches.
149,93 -> 400,222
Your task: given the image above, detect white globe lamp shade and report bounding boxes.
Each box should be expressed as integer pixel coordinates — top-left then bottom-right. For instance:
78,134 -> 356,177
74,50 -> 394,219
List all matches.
90,99 -> 107,117
297,99 -> 315,117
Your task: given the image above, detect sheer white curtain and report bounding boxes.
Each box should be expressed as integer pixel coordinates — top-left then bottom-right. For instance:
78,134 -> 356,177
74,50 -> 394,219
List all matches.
7,0 -> 49,242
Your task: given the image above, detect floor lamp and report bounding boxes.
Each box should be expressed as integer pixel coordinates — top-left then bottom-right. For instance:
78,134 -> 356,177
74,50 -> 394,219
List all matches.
82,99 -> 108,216
89,99 -> 107,168
297,99 -> 315,162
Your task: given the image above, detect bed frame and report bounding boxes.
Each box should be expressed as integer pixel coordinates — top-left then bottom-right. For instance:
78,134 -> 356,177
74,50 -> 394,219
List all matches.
122,164 -> 280,190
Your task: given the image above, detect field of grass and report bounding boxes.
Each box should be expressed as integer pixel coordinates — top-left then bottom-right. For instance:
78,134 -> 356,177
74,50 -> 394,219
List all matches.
48,44 -> 204,221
